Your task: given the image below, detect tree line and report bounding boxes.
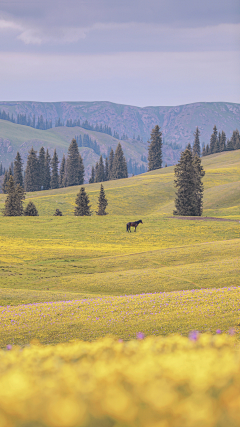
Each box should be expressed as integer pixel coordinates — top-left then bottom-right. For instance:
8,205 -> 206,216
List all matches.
75,134 -> 101,155
202,127 -> 240,156
89,143 -> 128,183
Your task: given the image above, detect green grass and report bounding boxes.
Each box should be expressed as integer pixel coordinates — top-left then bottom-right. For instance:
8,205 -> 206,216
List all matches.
0,150 -> 239,345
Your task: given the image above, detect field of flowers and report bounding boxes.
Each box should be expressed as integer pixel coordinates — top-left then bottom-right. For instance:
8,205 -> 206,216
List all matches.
1,334 -> 240,427
1,285 -> 240,346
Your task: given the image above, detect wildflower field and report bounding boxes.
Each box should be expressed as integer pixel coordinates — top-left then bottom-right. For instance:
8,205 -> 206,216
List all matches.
0,150 -> 239,426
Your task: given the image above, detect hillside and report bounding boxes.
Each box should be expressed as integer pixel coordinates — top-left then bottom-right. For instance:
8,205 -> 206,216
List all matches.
0,100 -> 239,149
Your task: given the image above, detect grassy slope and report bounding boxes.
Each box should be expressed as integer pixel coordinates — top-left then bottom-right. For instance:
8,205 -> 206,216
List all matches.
0,150 -> 239,344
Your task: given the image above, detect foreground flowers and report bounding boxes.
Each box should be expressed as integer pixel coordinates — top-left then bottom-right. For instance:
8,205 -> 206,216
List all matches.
0,334 -> 240,427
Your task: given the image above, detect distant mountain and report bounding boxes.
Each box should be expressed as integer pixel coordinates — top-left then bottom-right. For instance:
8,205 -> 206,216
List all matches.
0,100 -> 239,146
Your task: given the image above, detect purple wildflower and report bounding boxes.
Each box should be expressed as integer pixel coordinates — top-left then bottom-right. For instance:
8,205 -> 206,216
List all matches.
216,329 -> 221,334
189,331 -> 199,341
137,332 -> 145,340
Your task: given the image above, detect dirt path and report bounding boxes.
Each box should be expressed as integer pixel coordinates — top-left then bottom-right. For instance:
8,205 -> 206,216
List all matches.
168,216 -> 240,222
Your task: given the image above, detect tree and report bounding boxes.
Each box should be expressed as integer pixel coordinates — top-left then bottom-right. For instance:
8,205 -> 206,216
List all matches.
192,127 -> 201,157
2,170 -> 10,194
13,152 -> 23,188
202,144 -> 206,156
59,155 -> 66,188
89,166 -> 95,184
173,147 -> 205,216
44,149 -> 51,190
25,147 -> 40,192
66,139 -> 84,186
220,131 -> 226,151
96,184 -> 108,215
74,187 -> 92,216
104,157 -> 109,181
38,147 -> 46,189
3,175 -> 25,216
108,148 -> 114,179
24,201 -> 39,216
112,143 -> 128,179
148,125 -> 162,171
95,155 -> 105,182
209,125 -> 218,154
50,149 -> 59,189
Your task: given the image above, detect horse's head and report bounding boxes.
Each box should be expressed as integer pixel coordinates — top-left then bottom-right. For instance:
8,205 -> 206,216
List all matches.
139,220 -> 143,224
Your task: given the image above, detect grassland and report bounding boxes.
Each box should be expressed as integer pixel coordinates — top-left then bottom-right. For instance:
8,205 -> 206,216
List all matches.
0,150 -> 239,345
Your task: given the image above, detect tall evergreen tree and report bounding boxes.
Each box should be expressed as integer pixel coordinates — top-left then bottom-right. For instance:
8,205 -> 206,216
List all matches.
44,149 -> 51,190
148,125 -> 163,171
220,131 -> 226,151
96,184 -> 108,215
78,153 -> 85,185
89,166 -> 95,184
95,155 -> 105,182
59,155 -> 66,188
3,175 -> 25,216
108,148 -> 114,179
25,147 -> 40,192
50,149 -> 59,189
209,125 -> 218,154
112,143 -> 128,179
13,152 -> 23,188
192,127 -> 201,157
104,157 -> 109,181
74,187 -> 91,216
173,147 -> 205,216
2,170 -> 10,194
66,139 -> 84,186
38,147 -> 46,189
202,144 -> 206,156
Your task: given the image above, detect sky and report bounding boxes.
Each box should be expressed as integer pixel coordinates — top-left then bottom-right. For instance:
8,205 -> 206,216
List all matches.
0,0 -> 240,106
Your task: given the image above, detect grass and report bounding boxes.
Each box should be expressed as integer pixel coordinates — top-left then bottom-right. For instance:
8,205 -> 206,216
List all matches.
0,150 -> 239,344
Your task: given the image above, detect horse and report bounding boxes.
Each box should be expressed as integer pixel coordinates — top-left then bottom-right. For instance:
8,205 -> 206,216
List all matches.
126,219 -> 143,232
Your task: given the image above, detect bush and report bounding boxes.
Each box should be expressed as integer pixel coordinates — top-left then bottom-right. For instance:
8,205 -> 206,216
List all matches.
24,201 -> 39,216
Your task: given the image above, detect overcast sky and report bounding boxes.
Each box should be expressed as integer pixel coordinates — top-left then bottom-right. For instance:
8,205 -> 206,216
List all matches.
0,0 -> 239,106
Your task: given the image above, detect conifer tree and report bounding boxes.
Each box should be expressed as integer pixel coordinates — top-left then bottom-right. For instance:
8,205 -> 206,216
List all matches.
104,157 -> 109,181
192,127 -> 201,157
3,175 -> 25,216
96,184 -> 108,215
206,144 -> 210,155
66,139 -> 84,186
148,125 -> 162,171
59,155 -> 66,188
202,144 -> 206,156
220,131 -> 226,151
226,138 -> 234,151
74,187 -> 92,216
108,148 -> 114,179
112,143 -> 128,179
44,149 -> 51,190
25,147 -> 40,192
173,147 -> 205,216
95,155 -> 105,182
38,147 -> 46,189
209,125 -> 218,154
89,166 -> 95,184
13,152 -> 23,188
50,149 -> 59,189
2,170 -> 10,194
24,201 -> 39,216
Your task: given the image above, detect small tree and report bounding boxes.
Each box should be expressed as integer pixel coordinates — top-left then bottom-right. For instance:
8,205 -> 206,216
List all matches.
112,143 -> 128,179
74,187 -> 92,216
50,149 -> 59,189
89,166 -> 95,184
3,175 -> 25,216
25,147 -> 40,192
192,127 -> 201,157
13,152 -> 24,188
24,201 -> 39,216
96,184 -> 108,215
148,125 -> 162,171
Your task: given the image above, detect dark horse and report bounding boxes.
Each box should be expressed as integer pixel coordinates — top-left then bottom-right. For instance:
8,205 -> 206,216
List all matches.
126,219 -> 143,232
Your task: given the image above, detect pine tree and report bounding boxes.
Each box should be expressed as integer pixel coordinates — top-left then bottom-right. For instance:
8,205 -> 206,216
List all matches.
78,153 -> 85,185
25,147 -> 40,192
214,132 -> 220,153
206,144 -> 210,155
2,170 -> 10,194
3,175 -> 25,216
202,144 -> 206,156
66,139 -> 84,186
13,152 -> 23,187
173,147 -> 205,216
104,157 -> 109,181
24,201 -> 39,216
231,129 -> 240,150
44,149 -> 51,190
209,125 -> 218,154
108,148 -> 114,179
38,147 -> 46,189
192,127 -> 201,157
59,155 -> 66,188
74,187 -> 92,216
95,155 -> 105,182
220,131 -> 226,151
112,143 -> 128,179
89,166 -> 95,184
226,138 -> 234,151
96,184 -> 108,215
50,149 -> 59,189
148,125 -> 163,171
